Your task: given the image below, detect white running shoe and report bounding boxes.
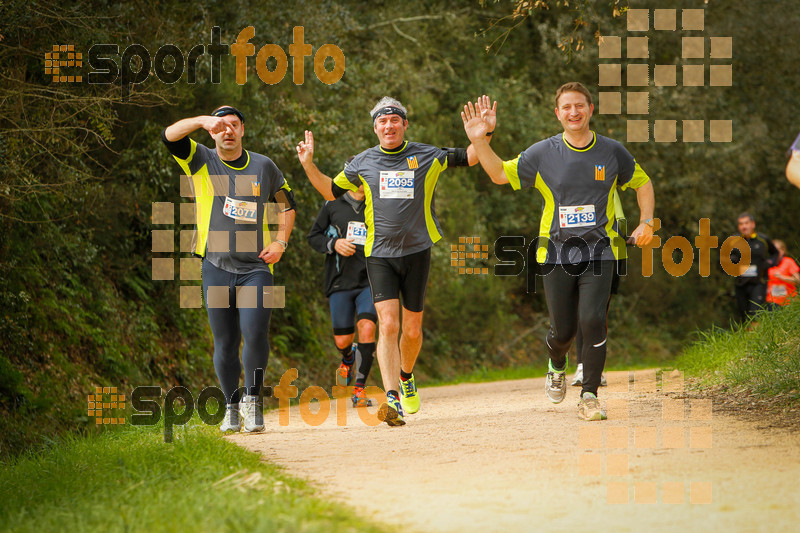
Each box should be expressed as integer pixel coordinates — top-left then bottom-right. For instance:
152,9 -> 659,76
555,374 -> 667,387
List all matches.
600,373 -> 608,387
240,395 -> 265,433
577,392 -> 607,421
571,363 -> 584,386
545,360 -> 568,404
220,404 -> 241,432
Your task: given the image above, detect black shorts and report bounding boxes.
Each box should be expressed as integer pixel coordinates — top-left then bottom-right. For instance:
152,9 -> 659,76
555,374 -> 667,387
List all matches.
366,248 -> 431,312
329,286 -> 377,335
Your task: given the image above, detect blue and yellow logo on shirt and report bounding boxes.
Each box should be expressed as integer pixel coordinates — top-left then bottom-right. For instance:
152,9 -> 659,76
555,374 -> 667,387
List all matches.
252,182 -> 261,196
594,164 -> 605,181
407,156 -> 419,169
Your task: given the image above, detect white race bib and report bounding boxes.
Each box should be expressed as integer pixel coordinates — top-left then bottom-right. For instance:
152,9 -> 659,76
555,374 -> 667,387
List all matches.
346,221 -> 368,246
771,285 -> 788,297
380,171 -> 414,199
741,264 -> 758,278
559,204 -> 596,228
222,197 -> 257,223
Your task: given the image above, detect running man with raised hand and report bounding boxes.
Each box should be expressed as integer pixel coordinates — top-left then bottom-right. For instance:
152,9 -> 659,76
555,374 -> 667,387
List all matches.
163,105 -> 296,433
297,96 -> 494,426
307,175 -> 377,407
462,83 -> 655,421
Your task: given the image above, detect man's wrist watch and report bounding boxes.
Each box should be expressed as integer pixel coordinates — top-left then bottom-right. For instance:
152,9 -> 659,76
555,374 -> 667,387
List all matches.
640,218 -> 654,228
276,239 -> 288,250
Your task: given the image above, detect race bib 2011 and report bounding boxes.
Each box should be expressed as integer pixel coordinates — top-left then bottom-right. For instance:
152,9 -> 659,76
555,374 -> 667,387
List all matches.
346,221 -> 368,246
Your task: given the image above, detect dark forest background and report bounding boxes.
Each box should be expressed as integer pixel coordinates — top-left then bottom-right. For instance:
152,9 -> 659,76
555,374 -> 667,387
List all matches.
1,0 -> 798,455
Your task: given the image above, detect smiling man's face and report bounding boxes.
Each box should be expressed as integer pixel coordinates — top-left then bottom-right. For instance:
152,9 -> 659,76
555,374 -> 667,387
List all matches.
555,91 -> 594,136
373,114 -> 407,149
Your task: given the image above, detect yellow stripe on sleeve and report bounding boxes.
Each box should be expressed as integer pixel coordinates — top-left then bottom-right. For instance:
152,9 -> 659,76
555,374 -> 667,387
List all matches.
333,170 -> 358,192
502,156 -> 522,190
621,161 -> 650,190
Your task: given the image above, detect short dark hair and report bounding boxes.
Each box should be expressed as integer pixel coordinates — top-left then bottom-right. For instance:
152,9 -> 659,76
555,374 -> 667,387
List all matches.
555,82 -> 593,108
737,212 -> 755,223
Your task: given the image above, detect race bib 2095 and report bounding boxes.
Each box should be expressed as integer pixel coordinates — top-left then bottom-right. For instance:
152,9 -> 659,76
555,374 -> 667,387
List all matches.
379,171 -> 414,199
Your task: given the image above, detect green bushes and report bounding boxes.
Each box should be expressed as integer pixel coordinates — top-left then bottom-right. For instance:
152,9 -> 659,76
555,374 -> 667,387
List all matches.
676,302 -> 800,402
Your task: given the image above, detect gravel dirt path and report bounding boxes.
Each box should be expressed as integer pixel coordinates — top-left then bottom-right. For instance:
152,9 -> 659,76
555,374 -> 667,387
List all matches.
228,370 -> 800,532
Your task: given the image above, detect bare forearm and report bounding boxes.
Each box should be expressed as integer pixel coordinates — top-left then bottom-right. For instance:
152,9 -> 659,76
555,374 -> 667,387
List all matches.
470,138 -> 508,184
301,162 -> 335,201
776,273 -> 800,285
787,152 -> 800,188
636,180 -> 655,221
276,209 -> 296,244
165,116 -> 208,142
466,134 -> 493,166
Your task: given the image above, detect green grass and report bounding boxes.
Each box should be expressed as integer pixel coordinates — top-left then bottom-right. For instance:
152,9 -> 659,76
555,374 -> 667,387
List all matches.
675,300 -> 800,402
426,358 -> 670,387
0,417 -> 388,533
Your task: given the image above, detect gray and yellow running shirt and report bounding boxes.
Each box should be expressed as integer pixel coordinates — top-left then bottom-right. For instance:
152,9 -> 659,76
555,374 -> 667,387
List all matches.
169,139 -> 292,274
332,141 -> 452,258
503,132 -> 650,264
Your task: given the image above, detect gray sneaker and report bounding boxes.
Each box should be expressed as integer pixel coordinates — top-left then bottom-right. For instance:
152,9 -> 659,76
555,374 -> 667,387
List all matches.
600,373 -> 608,387
220,404 -> 241,432
545,360 -> 567,404
571,363 -> 584,386
240,395 -> 265,432
577,392 -> 607,421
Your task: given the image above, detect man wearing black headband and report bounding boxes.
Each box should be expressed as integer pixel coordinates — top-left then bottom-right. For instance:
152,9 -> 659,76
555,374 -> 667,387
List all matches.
162,105 -> 297,433
297,95 -> 496,426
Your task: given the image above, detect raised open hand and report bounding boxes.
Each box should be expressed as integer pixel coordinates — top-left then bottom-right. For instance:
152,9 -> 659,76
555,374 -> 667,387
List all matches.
461,100 -> 490,143
296,130 -> 315,166
477,95 -> 497,133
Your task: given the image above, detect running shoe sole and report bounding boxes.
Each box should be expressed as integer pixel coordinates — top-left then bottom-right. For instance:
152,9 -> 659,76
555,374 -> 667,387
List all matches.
578,409 -> 607,421
352,396 -> 374,407
378,402 -> 406,426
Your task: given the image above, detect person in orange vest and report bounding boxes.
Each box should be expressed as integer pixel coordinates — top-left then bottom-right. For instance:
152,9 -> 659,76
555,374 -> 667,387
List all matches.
767,239 -> 800,308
